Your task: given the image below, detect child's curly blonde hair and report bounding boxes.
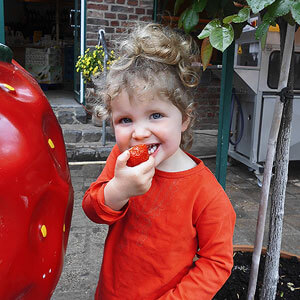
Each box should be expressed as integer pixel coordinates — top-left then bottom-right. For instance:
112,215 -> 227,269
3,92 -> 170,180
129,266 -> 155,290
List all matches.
94,23 -> 199,150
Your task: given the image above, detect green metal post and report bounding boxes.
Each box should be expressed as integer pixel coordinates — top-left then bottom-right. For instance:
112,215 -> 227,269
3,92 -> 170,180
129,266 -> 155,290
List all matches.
0,0 -> 5,44
82,0 -> 86,105
215,42 -> 235,189
153,0 -> 158,22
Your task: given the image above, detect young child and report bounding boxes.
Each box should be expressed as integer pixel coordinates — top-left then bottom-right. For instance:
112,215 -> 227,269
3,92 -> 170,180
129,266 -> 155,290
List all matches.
82,23 -> 236,300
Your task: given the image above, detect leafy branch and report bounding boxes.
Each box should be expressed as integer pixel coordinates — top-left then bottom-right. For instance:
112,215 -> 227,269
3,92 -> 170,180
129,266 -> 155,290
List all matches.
175,0 -> 300,69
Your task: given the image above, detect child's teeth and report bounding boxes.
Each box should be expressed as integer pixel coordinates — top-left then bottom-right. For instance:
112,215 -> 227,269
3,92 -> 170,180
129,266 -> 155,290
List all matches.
148,145 -> 157,154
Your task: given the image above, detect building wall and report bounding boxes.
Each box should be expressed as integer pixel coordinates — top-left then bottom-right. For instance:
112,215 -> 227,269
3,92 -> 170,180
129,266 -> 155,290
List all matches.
194,69 -> 221,130
86,0 -> 153,48
85,0 -> 220,130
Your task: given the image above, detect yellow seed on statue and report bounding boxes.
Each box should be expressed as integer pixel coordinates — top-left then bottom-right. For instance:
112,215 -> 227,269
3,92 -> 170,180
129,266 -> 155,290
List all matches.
41,225 -> 47,238
0,83 -> 15,91
48,138 -> 55,149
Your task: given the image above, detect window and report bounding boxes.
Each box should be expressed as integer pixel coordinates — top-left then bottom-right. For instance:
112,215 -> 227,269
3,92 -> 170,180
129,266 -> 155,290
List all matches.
268,51 -> 300,89
236,42 -> 260,67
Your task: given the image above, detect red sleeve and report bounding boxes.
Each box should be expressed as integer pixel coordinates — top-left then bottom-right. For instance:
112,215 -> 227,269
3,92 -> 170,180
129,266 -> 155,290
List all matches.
82,145 -> 129,225
158,179 -> 236,300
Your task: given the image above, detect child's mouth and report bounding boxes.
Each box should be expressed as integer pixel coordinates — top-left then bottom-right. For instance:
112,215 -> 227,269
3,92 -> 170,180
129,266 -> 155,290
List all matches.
148,144 -> 159,155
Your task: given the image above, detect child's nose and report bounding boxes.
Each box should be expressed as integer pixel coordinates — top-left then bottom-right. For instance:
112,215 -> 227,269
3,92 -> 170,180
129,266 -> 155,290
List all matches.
132,126 -> 151,140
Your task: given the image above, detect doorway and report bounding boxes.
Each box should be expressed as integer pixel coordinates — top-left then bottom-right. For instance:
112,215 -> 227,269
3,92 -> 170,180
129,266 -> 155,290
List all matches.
3,0 -> 85,104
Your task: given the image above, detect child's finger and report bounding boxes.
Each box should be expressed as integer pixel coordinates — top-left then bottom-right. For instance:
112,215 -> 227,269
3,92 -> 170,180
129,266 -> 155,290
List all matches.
115,150 -> 130,169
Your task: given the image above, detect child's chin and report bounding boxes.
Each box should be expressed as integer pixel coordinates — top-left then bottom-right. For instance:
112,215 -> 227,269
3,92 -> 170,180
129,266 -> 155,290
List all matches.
154,158 -> 164,169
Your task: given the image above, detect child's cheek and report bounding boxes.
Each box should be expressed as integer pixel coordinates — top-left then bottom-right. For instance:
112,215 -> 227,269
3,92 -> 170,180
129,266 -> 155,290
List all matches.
114,127 -> 131,152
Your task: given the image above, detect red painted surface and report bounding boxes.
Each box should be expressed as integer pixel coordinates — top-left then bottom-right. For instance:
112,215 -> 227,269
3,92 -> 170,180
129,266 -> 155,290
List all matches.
0,59 -> 74,299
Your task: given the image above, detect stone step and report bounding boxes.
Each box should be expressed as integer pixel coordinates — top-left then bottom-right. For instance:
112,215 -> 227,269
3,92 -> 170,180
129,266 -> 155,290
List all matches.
61,123 -> 115,144
46,90 -> 89,125
61,123 -> 116,161
52,105 -> 88,124
66,141 -> 115,162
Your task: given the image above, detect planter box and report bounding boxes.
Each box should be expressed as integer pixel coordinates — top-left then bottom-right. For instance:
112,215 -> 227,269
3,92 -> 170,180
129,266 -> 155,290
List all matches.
233,245 -> 300,261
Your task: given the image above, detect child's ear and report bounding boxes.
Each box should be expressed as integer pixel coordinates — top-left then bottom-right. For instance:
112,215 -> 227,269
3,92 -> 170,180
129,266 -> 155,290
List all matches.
181,103 -> 196,132
181,114 -> 191,133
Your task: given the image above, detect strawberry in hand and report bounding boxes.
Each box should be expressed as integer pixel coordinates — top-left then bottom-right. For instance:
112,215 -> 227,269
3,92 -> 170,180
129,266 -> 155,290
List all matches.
127,144 -> 150,167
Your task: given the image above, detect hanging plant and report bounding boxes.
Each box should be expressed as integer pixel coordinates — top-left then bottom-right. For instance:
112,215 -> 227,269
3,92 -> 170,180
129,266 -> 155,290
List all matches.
75,45 -> 116,83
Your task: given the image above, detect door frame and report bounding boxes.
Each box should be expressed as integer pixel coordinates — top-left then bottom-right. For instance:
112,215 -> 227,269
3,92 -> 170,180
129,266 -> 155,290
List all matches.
0,0 -> 5,44
79,0 -> 86,104
73,0 -> 86,104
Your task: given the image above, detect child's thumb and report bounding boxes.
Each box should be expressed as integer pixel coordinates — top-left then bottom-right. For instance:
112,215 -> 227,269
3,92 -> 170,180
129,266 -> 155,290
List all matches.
116,150 -> 130,169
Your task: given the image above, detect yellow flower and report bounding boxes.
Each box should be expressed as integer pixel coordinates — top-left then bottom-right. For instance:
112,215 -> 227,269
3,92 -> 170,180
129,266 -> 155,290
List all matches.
76,45 -> 117,81
92,65 -> 99,75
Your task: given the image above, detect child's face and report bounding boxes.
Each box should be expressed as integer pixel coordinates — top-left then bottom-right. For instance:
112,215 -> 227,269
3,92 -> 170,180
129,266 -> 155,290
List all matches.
111,89 -> 189,170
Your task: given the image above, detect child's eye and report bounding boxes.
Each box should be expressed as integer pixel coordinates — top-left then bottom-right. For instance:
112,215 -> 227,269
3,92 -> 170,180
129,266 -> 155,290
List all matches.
120,118 -> 132,124
151,113 -> 163,120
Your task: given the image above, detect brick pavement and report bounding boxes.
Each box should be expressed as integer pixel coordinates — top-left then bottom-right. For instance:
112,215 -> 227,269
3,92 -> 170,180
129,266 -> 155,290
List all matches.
52,132 -> 300,299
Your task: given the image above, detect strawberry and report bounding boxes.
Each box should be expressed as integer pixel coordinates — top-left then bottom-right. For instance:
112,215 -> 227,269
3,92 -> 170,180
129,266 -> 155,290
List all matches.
127,144 -> 150,167
0,53 -> 74,299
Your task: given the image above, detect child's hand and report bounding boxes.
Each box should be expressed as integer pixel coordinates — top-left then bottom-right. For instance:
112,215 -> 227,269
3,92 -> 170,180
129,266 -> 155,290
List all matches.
116,150 -> 155,196
104,150 -> 155,211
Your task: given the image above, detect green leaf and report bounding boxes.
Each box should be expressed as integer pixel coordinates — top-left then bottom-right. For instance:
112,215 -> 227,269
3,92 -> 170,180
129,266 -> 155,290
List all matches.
255,21 -> 270,40
209,24 -> 234,52
246,0 -> 277,14
174,0 -> 185,15
255,13 -> 273,50
232,7 -> 251,23
267,0 -> 294,19
223,14 -> 238,24
291,1 -> 300,25
178,8 -> 188,28
260,29 -> 268,50
197,19 -> 221,39
183,7 -> 199,33
262,10 -> 275,24
201,37 -> 213,71
193,0 -> 208,13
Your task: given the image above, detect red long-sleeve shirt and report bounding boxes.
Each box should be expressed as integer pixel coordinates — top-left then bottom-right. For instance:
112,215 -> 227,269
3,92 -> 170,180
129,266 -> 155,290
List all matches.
82,145 -> 236,299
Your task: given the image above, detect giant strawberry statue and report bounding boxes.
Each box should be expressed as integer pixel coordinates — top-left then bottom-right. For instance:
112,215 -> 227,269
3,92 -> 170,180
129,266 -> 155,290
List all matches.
0,44 -> 74,299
